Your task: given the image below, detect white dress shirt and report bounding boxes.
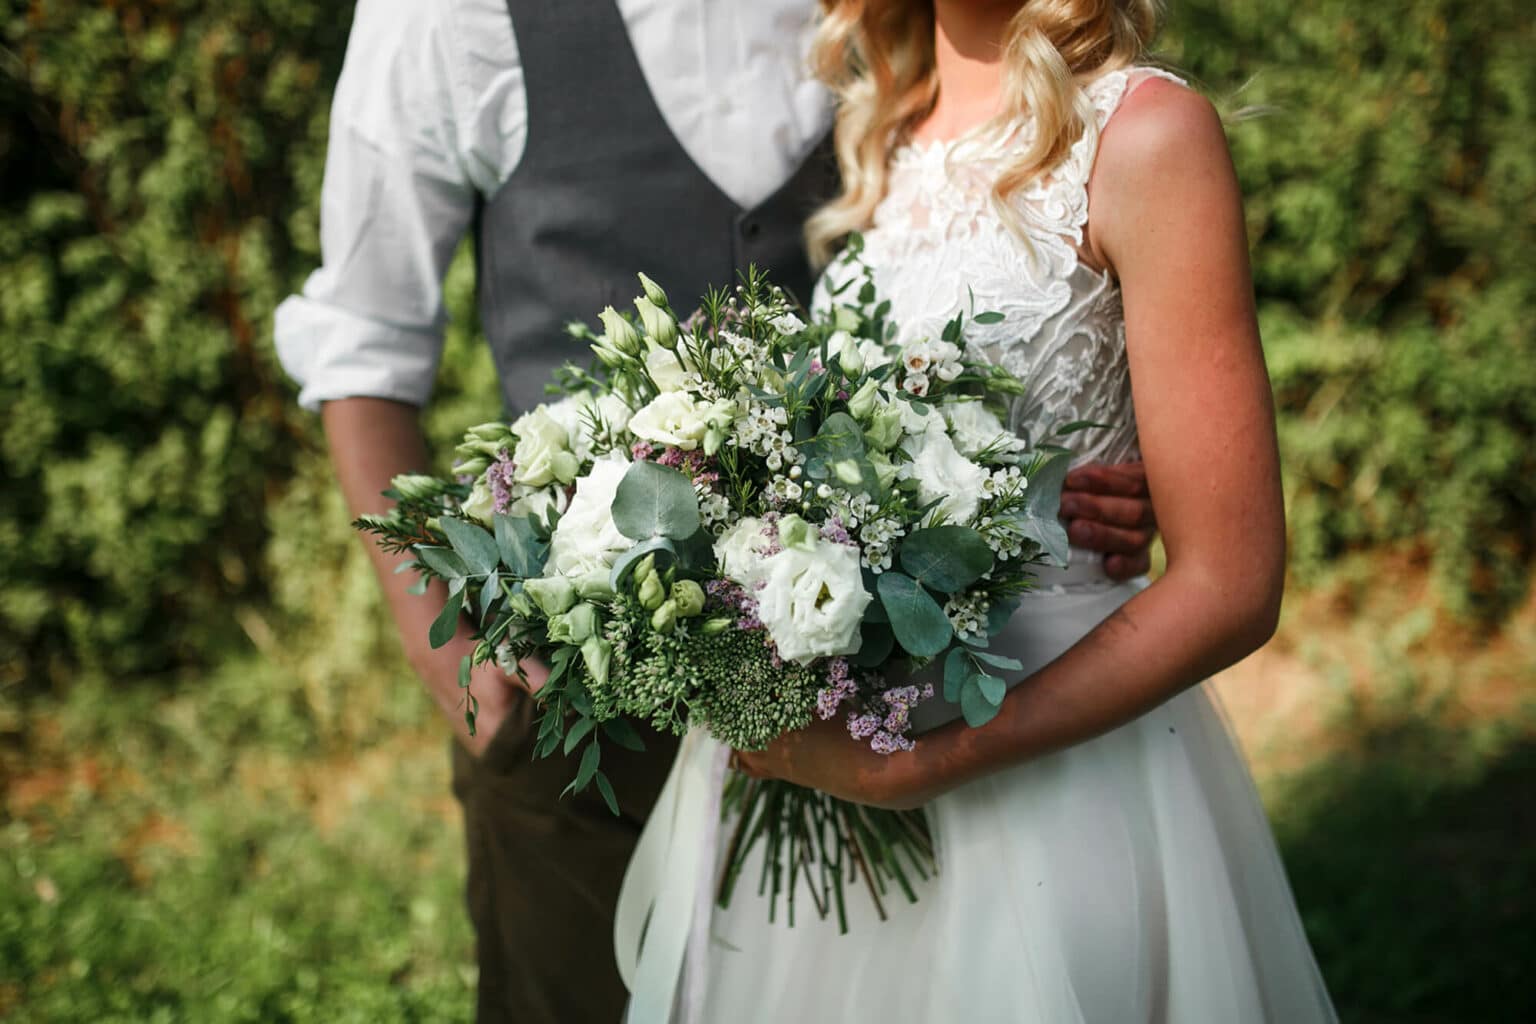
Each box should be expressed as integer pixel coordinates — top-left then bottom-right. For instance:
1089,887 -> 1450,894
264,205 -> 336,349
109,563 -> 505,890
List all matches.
274,0 -> 830,411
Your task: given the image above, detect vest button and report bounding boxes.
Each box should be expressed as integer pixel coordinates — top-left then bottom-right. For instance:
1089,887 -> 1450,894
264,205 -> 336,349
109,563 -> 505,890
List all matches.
741,219 -> 761,239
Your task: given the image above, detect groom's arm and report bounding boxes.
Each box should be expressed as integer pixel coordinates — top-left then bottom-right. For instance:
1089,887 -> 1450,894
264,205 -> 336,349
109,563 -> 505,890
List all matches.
1061,462 -> 1159,579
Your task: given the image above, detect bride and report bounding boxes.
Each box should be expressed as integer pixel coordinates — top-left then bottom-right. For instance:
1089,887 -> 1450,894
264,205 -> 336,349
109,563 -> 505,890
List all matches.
620,1 -> 1337,1020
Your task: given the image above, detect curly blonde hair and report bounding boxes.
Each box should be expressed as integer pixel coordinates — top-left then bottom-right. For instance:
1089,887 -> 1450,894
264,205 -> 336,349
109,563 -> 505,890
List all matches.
805,0 -> 1162,265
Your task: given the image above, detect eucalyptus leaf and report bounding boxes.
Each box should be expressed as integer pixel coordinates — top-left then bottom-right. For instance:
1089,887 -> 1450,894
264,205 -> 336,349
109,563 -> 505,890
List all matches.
612,461 -> 701,540
876,572 -> 953,657
975,671 -> 1007,705
416,546 -> 468,580
1016,449 -> 1072,567
428,586 -> 465,649
440,515 -> 500,574
494,513 -> 547,577
943,647 -> 969,703
967,649 -> 1024,672
960,676 -> 1003,727
986,595 -> 1020,638
849,621 -> 895,668
899,526 -> 994,593
405,575 -> 429,596
478,571 -> 500,624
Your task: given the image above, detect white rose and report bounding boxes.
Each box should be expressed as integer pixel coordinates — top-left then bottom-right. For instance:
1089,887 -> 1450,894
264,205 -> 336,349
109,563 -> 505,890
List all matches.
644,341 -> 689,392
547,453 -> 632,577
903,428 -> 989,524
712,517 -> 773,585
545,392 -> 631,463
943,399 -> 1025,458
754,540 -> 872,665
511,406 -> 580,488
629,391 -> 735,451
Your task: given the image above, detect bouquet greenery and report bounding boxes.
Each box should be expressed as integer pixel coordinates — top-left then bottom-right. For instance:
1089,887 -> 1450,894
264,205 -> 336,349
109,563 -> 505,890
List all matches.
359,246 -> 1071,929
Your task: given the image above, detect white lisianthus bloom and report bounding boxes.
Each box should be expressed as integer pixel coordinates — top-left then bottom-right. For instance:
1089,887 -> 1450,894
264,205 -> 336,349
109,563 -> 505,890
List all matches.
903,427 -> 989,524
893,392 -> 945,441
755,540 -> 872,665
629,392 -> 735,451
644,341 -> 689,392
712,517 -> 774,585
545,392 -> 631,463
770,312 -> 806,335
547,453 -> 632,577
511,406 -> 580,488
858,336 -> 895,371
943,399 -> 1026,458
507,485 -> 566,525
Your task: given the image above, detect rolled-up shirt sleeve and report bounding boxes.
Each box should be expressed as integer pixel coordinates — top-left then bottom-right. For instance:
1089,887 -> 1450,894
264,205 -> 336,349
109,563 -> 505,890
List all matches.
274,0 -> 477,411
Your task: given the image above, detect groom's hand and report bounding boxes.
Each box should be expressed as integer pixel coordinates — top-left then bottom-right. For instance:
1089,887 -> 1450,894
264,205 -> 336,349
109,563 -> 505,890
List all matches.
1059,461 -> 1158,580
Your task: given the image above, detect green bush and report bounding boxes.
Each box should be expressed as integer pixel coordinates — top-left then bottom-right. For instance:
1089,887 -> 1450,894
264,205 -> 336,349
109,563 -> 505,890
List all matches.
1165,0 -> 1536,614
1,0 -> 1532,691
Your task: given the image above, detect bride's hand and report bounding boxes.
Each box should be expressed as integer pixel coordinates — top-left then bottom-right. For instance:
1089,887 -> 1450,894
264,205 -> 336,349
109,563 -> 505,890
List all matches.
733,716 -> 931,811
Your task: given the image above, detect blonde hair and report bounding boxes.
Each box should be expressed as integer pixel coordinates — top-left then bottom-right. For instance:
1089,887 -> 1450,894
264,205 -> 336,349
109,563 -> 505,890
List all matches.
805,0 -> 1162,266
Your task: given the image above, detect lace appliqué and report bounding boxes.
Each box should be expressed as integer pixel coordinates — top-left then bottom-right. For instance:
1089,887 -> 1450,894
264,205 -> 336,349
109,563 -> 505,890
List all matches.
817,67 -> 1184,466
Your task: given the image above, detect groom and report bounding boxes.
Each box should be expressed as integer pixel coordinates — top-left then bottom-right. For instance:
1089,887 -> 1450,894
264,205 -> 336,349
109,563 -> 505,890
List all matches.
275,1 -> 1160,1021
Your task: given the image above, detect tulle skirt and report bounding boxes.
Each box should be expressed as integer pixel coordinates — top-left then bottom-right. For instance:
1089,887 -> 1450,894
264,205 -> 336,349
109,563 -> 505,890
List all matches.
622,564 -> 1336,1023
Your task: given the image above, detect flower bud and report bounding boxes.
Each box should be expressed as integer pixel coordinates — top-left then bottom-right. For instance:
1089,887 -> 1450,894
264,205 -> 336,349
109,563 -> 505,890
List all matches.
581,636 -> 613,687
670,579 -> 706,618
635,296 -> 678,349
548,601 -> 601,644
390,474 -> 442,501
572,570 -> 615,601
523,575 -> 577,617
650,599 -> 679,633
777,514 -> 815,552
453,456 -> 491,478
637,568 -> 667,611
598,305 -> 643,356
828,330 -> 863,377
846,378 -> 881,421
636,272 -> 669,308
864,405 -> 905,451
700,617 -> 732,635
591,341 -> 625,368
833,306 -> 861,332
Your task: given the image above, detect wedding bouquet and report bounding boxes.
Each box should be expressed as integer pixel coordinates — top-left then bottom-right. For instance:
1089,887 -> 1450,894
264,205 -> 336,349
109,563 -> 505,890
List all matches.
359,246 -> 1071,929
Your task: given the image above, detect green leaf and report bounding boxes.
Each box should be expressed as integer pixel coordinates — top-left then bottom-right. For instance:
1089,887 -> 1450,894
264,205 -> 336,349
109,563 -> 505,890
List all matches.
960,675 -> 1002,727
428,586 -> 465,649
562,716 -> 596,755
416,546 -> 468,580
1016,449 -> 1072,566
967,649 -> 1024,672
494,513 -> 547,577
876,572 -> 953,657
602,718 -> 647,752
972,310 -> 1006,325
441,515 -> 500,574
899,526 -> 995,593
477,571 -> 500,624
976,671 -> 1007,705
574,740 -> 601,790
943,647 -> 968,702
849,621 -> 895,668
594,772 -> 620,816
986,595 -> 1020,638
612,461 -> 701,540
1055,419 -> 1114,436
458,655 -> 473,689
405,575 -> 429,596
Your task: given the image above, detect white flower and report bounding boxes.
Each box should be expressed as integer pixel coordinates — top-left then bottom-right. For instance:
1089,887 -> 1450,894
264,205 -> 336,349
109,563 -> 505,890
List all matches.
903,428 -> 989,524
858,337 -> 895,371
901,338 -> 963,383
460,476 -> 496,525
755,540 -> 872,665
507,485 -> 566,524
547,453 -> 632,577
511,406 -> 580,488
545,392 -> 631,463
644,342 -> 689,392
827,330 -> 863,376
943,399 -> 1025,459
712,517 -> 774,585
629,391 -> 736,451
770,312 -> 806,335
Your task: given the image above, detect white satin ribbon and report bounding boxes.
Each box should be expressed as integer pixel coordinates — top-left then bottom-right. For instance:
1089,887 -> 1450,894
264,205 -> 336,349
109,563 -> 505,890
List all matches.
615,725 -> 730,1023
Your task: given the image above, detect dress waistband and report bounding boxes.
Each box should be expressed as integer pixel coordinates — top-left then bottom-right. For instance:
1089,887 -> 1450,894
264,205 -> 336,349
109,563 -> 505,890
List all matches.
1021,546 -> 1121,596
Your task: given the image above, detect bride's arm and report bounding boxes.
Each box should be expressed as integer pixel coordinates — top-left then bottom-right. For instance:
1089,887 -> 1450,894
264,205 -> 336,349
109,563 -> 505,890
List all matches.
738,81 -> 1283,808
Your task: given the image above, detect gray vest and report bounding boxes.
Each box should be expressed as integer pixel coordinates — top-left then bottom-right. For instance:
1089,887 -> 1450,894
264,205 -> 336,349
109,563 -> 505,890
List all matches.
478,0 -> 837,415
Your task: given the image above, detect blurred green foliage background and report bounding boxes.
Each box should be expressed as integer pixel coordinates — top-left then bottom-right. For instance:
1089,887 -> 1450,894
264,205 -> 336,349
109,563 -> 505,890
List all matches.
2,1 -> 1532,1020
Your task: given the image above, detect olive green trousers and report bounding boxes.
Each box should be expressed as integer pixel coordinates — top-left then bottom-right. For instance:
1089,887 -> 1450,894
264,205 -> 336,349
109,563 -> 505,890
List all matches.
450,696 -> 679,1023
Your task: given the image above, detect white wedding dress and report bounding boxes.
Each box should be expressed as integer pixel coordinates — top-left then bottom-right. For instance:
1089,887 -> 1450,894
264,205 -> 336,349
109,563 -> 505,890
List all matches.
617,68 -> 1336,1023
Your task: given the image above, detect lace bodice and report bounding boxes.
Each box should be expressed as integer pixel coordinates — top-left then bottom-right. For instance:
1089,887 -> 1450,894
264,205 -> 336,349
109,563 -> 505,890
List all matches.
818,67 -> 1183,465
